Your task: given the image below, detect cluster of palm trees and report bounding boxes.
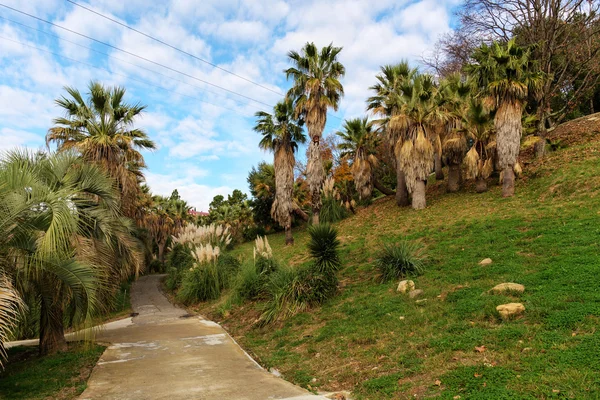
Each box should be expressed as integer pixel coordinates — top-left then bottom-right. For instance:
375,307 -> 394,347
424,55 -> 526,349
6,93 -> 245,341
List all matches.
256,39 -> 542,243
0,81 -> 183,358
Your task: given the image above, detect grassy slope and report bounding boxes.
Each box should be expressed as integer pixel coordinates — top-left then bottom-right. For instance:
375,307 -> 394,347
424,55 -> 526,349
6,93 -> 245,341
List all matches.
0,344 -> 105,399
197,127 -> 600,399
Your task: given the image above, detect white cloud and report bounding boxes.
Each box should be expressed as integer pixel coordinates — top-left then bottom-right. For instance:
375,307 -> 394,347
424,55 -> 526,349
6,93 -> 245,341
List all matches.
0,128 -> 45,151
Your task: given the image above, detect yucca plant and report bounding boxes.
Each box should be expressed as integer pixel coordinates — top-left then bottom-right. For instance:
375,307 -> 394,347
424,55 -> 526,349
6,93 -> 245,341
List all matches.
319,177 -> 348,224
307,224 -> 341,273
376,241 -> 426,282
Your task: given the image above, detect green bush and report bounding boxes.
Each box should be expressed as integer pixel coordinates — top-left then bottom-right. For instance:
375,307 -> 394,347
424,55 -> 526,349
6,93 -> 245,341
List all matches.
166,243 -> 195,270
307,224 -> 341,273
255,255 -> 279,276
216,253 -> 241,289
165,267 -> 181,292
234,261 -> 263,301
375,241 -> 426,282
260,224 -> 341,324
177,264 -> 221,304
319,196 -> 348,224
148,259 -> 164,273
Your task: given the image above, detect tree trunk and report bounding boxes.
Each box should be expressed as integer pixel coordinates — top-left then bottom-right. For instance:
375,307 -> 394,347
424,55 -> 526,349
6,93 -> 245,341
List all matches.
502,166 -> 515,197
307,140 -> 324,225
396,169 -> 410,207
374,179 -> 395,196
311,212 -> 319,225
158,240 -> 166,265
284,225 -> 294,246
535,106 -> 548,158
434,153 -> 444,180
447,163 -> 461,193
293,206 -> 309,222
412,180 -> 427,210
476,177 -> 488,193
39,294 -> 67,356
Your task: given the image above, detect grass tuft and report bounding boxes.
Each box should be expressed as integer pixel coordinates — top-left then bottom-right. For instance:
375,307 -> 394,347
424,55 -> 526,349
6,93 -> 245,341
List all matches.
375,240 -> 426,282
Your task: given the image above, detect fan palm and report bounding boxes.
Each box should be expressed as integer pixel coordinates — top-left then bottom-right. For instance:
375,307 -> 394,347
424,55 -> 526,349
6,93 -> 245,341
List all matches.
285,43 -> 345,224
0,150 -> 142,355
254,99 -> 306,245
336,117 -> 379,200
439,73 -> 472,192
467,39 -> 543,197
367,62 -> 417,207
46,81 -> 155,216
461,98 -> 496,193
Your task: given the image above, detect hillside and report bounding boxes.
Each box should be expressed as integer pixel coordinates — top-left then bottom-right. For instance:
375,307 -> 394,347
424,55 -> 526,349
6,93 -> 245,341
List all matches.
194,116 -> 600,399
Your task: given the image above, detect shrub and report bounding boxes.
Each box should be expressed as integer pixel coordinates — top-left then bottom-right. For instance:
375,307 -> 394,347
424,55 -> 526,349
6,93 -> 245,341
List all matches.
177,264 -> 221,304
376,241 -> 426,282
216,253 -> 241,289
319,196 -> 348,224
234,261 -> 263,301
148,259 -> 164,273
166,243 -> 194,270
307,224 -> 341,273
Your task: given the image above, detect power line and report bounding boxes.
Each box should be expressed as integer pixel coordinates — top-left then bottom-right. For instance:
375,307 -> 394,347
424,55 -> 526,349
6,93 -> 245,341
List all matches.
0,35 -> 248,117
0,3 -> 273,108
0,15 -> 254,109
65,0 -> 285,97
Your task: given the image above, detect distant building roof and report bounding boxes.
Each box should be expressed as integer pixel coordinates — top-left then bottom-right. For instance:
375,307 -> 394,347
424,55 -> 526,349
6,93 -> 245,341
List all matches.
188,209 -> 209,217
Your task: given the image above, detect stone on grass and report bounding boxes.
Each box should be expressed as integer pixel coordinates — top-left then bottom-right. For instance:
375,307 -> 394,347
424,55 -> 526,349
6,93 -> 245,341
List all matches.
490,283 -> 525,295
397,280 -> 415,293
409,289 -> 423,299
479,258 -> 493,266
496,303 -> 525,320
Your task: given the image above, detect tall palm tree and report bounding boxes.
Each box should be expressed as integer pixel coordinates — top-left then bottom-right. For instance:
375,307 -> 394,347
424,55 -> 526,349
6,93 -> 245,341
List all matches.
467,39 -> 543,197
254,99 -> 306,245
46,81 -> 155,216
285,43 -> 345,224
336,117 -> 379,201
0,150 -> 142,355
392,72 -> 443,209
461,98 -> 496,193
367,62 -> 417,207
439,73 -> 472,193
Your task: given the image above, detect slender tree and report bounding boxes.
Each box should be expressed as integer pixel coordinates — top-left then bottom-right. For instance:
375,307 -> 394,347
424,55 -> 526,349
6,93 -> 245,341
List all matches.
336,117 -> 380,201
285,43 -> 345,224
367,63 -> 417,207
467,40 -> 543,197
46,81 -> 155,218
254,99 -> 306,245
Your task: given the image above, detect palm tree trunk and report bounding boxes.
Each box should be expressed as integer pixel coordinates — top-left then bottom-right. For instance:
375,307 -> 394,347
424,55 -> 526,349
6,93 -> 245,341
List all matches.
476,177 -> 488,193
284,225 -> 294,246
374,179 -> 395,196
447,163 -> 461,192
293,206 -> 309,222
396,167 -> 410,207
434,153 -> 444,180
306,140 -> 324,224
502,166 -> 515,197
158,240 -> 166,265
412,180 -> 427,210
39,293 -> 67,356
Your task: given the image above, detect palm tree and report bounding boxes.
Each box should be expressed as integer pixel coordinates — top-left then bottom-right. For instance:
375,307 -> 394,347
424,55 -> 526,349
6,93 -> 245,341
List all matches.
0,150 -> 142,355
254,99 -> 306,245
467,40 -> 543,197
46,81 -> 155,216
462,98 -> 496,193
336,117 -> 379,201
0,276 -> 24,365
285,43 -> 345,224
392,72 -> 443,209
367,63 -> 417,207
439,73 -> 472,192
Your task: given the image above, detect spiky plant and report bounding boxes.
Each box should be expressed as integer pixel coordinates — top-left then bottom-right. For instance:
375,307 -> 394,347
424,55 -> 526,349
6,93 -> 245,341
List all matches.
285,43 -> 345,224
307,224 -> 341,273
467,39 -> 543,197
367,62 -> 417,207
376,241 -> 426,282
337,117 -> 380,200
254,98 -> 306,245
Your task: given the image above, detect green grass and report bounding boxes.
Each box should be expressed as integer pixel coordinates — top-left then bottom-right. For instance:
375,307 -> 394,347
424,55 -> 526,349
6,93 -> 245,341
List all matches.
0,343 -> 105,399
198,139 -> 600,399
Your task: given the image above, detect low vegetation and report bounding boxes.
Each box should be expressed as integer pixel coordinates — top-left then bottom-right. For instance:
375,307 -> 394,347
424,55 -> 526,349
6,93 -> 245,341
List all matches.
193,133 -> 600,399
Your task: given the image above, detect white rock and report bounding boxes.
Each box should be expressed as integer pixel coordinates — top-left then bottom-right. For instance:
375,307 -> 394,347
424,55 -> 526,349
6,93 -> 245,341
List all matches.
397,280 -> 415,293
490,283 -> 525,294
408,289 -> 423,299
496,303 -> 525,320
479,258 -> 493,266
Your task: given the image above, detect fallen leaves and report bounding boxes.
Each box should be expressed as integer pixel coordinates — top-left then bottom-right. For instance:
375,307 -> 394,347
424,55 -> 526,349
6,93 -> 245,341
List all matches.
474,345 -> 486,353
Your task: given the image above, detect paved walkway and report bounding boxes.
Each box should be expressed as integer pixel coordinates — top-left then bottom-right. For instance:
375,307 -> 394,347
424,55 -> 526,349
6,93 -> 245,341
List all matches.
80,275 -> 326,400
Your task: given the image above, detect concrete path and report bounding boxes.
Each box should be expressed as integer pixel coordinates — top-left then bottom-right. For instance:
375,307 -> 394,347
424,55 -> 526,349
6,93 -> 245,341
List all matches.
80,275 -> 327,400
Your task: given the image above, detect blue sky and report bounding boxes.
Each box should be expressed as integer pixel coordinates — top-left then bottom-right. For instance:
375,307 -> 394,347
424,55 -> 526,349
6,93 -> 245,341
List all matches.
0,0 -> 460,211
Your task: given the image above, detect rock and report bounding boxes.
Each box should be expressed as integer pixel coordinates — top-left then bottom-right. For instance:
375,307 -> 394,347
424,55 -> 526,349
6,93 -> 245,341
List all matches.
409,289 -> 423,299
269,368 -> 282,377
479,258 -> 493,266
496,303 -> 525,320
415,299 -> 428,305
490,283 -> 525,294
397,279 -> 415,293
